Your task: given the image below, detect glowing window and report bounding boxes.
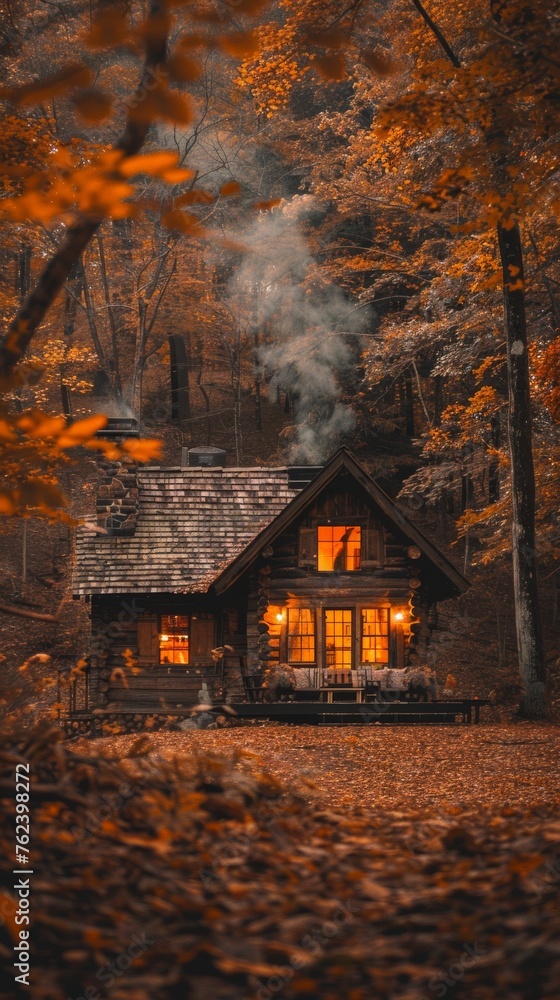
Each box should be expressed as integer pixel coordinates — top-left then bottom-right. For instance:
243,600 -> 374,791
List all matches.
317,526 -> 361,572
325,609 -> 353,669
159,615 -> 189,664
361,608 -> 389,664
288,608 -> 315,663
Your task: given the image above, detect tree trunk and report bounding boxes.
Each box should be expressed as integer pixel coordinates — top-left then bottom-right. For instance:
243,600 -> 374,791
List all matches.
402,376 -> 415,436
96,231 -> 123,399
254,328 -> 262,431
0,0 -> 168,379
497,220 -> 549,718
433,374 -> 444,427
130,298 -> 148,418
488,410 -> 501,502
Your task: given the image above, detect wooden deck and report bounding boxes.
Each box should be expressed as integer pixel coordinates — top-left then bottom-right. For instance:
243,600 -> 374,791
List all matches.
231,699 -> 487,724
60,662 -> 487,734
62,698 -> 488,736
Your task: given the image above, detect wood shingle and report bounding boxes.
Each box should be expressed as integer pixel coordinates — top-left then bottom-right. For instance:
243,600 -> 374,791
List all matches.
74,466 -> 299,596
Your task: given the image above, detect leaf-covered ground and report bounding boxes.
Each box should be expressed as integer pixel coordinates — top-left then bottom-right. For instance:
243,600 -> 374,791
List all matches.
0,723 -> 559,1000
91,721 -> 560,812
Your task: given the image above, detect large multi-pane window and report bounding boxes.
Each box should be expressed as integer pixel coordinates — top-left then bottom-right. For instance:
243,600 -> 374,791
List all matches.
317,526 -> 361,572
325,609 -> 353,669
361,608 -> 389,664
288,608 -> 315,663
159,615 -> 189,664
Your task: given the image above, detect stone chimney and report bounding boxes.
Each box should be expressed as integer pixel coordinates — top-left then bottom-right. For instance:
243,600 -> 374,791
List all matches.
96,418 -> 140,536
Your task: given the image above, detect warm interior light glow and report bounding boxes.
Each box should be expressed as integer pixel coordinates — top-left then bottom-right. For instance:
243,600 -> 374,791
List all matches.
160,634 -> 169,642
276,612 -> 285,623
393,612 -> 405,622
318,525 -> 361,572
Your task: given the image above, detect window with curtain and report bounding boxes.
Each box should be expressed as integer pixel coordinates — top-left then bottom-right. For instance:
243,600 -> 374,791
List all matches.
317,525 -> 361,571
159,615 -> 189,664
288,608 -> 315,663
361,608 -> 389,664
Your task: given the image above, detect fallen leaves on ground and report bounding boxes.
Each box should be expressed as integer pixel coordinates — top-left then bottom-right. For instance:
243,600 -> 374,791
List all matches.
89,721 -> 560,812
0,722 -> 558,999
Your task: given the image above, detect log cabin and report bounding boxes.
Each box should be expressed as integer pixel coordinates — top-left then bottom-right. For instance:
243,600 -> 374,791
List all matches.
69,424 -> 477,730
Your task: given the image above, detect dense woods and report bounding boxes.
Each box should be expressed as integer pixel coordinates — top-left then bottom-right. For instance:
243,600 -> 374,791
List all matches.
0,3 -> 559,998
1,0 -> 558,715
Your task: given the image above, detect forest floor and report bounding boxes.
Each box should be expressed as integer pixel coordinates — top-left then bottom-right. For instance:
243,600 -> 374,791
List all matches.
79,721 -> 560,813
1,721 -> 559,999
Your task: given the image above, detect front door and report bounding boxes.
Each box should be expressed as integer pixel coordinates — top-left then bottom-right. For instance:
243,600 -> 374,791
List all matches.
324,609 -> 353,670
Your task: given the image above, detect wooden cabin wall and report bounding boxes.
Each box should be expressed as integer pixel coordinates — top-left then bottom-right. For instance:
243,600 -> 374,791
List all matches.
244,482 -> 431,674
89,589 -> 248,709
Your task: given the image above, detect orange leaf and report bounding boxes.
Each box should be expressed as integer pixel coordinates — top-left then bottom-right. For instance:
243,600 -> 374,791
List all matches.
121,438 -> 163,462
18,413 -> 66,438
313,53 -> 346,81
219,31 -> 260,58
167,53 -> 202,82
361,48 -> 395,76
177,33 -> 207,51
162,208 -> 207,236
175,189 -> 214,206
56,414 -> 108,447
0,492 -> 16,515
0,892 -> 18,943
1,64 -> 93,106
0,419 -> 16,441
18,480 -> 67,511
161,168 -> 195,183
86,439 -> 121,460
73,90 -> 113,123
220,181 -> 241,197
119,151 -> 180,178
130,86 -> 193,126
84,10 -> 129,49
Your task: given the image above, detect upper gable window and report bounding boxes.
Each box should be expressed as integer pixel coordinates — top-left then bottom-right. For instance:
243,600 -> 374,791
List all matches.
318,525 -> 361,572
298,525 -> 383,572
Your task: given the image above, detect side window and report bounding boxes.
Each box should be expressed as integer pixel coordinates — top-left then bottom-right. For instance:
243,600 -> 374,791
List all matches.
361,608 -> 389,664
159,615 -> 189,664
288,608 -> 315,663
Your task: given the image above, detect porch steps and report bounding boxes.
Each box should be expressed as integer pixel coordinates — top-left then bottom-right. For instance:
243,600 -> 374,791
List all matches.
231,699 -> 487,725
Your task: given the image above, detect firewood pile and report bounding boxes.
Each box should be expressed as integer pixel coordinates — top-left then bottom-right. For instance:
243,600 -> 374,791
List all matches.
1,723 -> 559,999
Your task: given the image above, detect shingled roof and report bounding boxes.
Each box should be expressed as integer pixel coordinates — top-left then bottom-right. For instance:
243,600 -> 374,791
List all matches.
73,467 -> 300,596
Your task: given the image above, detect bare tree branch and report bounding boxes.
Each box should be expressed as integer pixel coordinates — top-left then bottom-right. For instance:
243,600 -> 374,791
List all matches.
410,0 -> 461,68
0,597 -> 65,622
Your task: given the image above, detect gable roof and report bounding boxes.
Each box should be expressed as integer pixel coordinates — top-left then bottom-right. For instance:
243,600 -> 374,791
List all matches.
213,448 -> 470,600
73,466 -> 299,596
74,449 -> 470,600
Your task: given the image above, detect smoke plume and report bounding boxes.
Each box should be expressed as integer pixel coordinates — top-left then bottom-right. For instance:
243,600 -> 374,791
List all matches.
229,197 -> 370,464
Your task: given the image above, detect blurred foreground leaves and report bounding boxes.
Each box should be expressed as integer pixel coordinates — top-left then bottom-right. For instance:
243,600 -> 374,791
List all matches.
0,724 -> 559,999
